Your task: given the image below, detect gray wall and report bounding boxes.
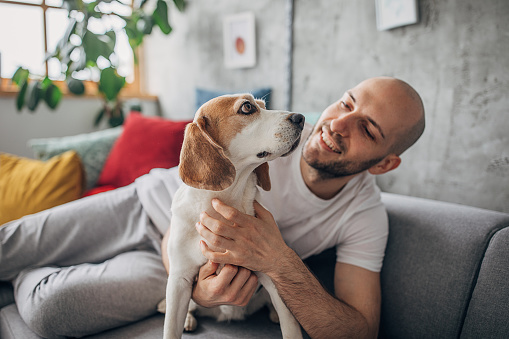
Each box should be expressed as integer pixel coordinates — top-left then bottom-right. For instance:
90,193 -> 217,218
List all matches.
0,98 -> 159,159
144,0 -> 509,212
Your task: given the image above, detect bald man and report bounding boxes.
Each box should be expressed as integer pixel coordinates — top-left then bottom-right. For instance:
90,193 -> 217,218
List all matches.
186,77 -> 426,338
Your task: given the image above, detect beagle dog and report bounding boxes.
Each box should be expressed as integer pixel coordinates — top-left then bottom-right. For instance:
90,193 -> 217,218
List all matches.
162,94 -> 305,339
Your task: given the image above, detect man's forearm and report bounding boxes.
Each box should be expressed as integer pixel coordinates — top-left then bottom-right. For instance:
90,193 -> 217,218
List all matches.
267,247 -> 370,339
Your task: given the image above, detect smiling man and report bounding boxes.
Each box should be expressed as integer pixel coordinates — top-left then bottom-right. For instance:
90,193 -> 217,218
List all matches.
190,76 -> 425,338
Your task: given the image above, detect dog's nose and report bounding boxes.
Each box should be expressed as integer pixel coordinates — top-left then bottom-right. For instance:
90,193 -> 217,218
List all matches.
288,113 -> 305,129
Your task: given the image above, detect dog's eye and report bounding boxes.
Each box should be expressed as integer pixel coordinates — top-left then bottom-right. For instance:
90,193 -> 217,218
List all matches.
238,101 -> 256,115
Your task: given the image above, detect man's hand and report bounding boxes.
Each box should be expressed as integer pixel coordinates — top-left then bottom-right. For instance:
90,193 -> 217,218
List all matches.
192,260 -> 259,308
195,199 -> 290,274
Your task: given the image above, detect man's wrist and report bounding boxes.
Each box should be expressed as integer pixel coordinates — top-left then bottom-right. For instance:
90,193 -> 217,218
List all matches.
265,245 -> 299,279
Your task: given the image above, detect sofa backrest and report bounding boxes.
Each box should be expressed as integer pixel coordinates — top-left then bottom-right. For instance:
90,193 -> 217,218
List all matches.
379,193 -> 509,339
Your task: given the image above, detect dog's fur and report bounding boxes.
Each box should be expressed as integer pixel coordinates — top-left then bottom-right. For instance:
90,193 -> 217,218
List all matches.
162,94 -> 305,339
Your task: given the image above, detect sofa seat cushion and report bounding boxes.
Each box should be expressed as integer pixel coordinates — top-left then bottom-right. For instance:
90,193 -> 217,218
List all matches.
0,304 -> 41,339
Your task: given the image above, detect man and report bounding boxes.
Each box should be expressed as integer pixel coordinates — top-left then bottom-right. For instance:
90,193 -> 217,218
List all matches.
0,76 -> 424,338
168,76 -> 425,338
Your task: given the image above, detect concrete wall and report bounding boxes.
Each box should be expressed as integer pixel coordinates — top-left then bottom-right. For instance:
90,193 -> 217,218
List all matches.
143,0 -> 509,212
292,0 -> 509,213
143,0 -> 289,119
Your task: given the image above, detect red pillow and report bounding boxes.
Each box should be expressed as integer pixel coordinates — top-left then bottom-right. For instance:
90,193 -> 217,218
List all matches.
97,112 -> 190,188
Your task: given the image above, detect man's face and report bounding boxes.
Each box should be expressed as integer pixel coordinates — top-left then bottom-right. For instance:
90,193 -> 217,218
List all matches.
302,78 -> 407,179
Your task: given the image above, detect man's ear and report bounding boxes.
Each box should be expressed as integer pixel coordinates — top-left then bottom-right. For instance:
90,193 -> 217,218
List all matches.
368,154 -> 401,175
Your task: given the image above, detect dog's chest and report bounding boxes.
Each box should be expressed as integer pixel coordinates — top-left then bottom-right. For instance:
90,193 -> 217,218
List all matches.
171,176 -> 258,239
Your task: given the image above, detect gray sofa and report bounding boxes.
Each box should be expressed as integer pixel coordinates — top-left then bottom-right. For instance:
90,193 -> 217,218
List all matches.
1,193 -> 508,338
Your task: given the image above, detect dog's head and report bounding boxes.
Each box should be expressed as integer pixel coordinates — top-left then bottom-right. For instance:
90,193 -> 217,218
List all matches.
179,94 -> 304,192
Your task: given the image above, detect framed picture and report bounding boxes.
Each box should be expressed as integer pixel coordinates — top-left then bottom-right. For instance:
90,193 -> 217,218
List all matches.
376,0 -> 419,31
223,12 -> 256,69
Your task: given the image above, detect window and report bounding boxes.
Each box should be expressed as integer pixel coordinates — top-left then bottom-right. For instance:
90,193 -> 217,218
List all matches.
0,0 -> 143,97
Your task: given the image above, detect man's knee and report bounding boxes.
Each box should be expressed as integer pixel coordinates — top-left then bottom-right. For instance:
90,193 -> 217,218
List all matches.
18,286 -> 74,338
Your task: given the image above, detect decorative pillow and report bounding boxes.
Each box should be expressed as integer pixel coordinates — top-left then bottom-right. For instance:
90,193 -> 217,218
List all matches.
97,113 -> 190,188
195,87 -> 272,110
0,151 -> 84,225
28,126 -> 123,190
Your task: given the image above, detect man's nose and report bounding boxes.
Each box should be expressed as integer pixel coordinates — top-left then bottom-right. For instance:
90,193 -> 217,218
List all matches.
330,113 -> 352,137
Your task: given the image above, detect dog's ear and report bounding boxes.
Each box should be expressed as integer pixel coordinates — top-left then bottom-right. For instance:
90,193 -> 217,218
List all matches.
179,117 -> 235,191
255,99 -> 266,110
254,162 -> 271,191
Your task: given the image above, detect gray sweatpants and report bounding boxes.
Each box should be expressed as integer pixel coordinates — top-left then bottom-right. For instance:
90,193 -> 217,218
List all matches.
0,184 -> 168,338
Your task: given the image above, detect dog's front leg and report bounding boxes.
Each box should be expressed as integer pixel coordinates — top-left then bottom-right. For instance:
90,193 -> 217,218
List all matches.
256,272 -> 303,339
163,272 -> 194,339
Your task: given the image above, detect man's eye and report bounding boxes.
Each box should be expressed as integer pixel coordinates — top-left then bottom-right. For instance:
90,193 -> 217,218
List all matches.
364,126 -> 375,140
239,102 -> 256,114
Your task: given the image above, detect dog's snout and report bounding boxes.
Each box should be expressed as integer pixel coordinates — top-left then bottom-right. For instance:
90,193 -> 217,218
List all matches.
288,113 -> 305,129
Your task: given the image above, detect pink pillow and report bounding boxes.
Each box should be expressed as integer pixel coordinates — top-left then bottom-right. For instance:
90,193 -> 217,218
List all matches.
97,113 -> 190,188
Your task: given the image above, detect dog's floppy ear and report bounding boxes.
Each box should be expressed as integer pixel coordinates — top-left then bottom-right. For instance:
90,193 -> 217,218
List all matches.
254,162 -> 271,191
179,117 -> 235,191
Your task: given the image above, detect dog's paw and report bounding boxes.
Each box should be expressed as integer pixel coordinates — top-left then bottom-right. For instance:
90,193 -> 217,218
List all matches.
184,312 -> 198,332
268,306 -> 280,324
156,299 -> 166,314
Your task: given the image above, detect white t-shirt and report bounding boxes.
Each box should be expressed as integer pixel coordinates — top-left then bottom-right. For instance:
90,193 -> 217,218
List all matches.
136,124 -> 388,272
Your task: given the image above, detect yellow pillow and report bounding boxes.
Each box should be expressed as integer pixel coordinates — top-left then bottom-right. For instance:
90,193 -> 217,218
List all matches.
0,151 -> 84,225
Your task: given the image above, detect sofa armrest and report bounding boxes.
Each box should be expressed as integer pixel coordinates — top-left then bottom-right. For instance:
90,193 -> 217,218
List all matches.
379,193 -> 509,339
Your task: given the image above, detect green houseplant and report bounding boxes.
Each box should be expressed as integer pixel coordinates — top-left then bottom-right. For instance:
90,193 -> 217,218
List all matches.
12,0 -> 185,127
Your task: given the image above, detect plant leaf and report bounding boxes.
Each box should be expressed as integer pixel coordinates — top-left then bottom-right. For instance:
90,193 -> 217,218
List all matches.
26,81 -> 42,111
136,15 -> 153,35
98,67 -> 125,102
44,82 -> 63,109
67,77 -> 86,95
83,30 -> 113,64
94,107 -> 105,127
12,67 -> 29,86
153,0 -> 172,35
173,0 -> 185,12
16,80 -> 28,111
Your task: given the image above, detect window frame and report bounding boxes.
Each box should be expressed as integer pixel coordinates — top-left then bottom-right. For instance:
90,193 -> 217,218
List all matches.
0,0 -> 149,99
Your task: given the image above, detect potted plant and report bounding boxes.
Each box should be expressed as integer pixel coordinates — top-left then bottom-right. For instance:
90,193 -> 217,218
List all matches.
12,0 -> 185,127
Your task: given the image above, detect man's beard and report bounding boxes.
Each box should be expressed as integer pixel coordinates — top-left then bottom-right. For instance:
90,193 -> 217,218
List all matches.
301,135 -> 384,180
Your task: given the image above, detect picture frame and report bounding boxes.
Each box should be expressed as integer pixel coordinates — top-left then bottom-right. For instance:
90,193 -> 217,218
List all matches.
223,12 -> 256,69
375,0 -> 419,31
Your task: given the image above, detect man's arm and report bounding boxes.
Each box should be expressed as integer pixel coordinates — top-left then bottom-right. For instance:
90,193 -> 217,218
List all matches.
268,249 -> 381,338
197,199 -> 381,338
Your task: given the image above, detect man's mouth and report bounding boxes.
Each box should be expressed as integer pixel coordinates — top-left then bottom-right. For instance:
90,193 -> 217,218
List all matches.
321,131 -> 342,154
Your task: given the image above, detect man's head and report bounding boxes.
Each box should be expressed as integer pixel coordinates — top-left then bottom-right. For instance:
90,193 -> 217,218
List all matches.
302,76 -> 425,180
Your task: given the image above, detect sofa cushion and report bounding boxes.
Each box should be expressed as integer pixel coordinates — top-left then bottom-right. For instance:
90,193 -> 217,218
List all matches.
460,227 -> 509,339
196,87 -> 272,110
379,193 -> 509,339
28,127 -> 123,191
97,113 -> 190,188
0,304 -> 41,339
0,282 -> 14,309
0,151 -> 84,225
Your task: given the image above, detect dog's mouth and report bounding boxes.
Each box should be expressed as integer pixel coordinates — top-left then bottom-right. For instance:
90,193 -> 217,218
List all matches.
282,136 -> 301,157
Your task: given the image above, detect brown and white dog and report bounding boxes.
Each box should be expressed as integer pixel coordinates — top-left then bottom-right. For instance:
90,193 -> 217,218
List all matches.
162,94 -> 305,339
